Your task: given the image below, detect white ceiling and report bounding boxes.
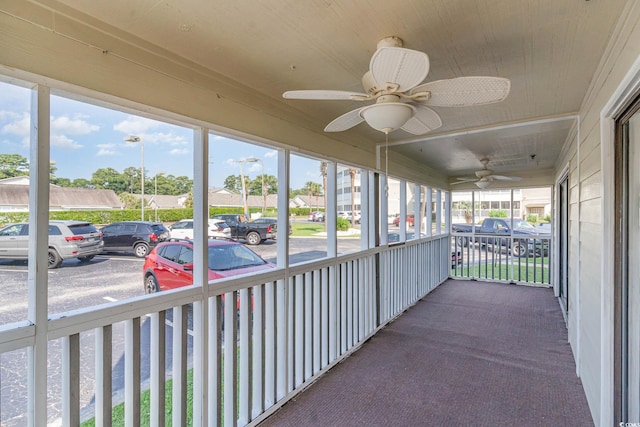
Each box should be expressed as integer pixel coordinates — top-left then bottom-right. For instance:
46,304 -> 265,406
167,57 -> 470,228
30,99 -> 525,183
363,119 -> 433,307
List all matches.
54,0 -> 627,186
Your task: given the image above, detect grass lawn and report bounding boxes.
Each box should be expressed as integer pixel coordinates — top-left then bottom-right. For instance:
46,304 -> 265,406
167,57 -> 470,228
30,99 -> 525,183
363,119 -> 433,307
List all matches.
81,369 -> 195,426
452,259 -> 550,284
291,222 -> 325,236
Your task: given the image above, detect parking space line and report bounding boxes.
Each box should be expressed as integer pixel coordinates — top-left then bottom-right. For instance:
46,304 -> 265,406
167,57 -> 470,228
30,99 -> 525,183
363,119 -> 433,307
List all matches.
164,319 -> 195,337
103,296 -> 117,302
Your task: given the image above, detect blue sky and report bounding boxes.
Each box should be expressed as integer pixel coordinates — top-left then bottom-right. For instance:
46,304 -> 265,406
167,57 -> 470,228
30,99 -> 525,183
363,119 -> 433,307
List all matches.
0,80 -> 324,190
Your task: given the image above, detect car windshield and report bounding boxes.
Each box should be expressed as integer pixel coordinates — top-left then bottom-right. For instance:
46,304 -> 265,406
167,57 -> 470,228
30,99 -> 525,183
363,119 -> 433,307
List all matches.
67,223 -> 99,235
513,220 -> 536,231
207,244 -> 267,271
151,224 -> 169,233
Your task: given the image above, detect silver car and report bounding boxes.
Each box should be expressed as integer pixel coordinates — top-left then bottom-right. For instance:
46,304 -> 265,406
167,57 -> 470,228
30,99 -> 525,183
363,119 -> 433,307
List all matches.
0,220 -> 104,269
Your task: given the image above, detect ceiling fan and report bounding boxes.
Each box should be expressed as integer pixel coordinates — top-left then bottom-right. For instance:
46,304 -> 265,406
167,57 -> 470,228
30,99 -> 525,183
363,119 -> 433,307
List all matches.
452,159 -> 522,189
283,36 -> 510,135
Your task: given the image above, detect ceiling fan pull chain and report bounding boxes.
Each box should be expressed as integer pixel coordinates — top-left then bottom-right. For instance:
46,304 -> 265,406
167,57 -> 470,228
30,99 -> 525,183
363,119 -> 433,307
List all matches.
385,132 -> 389,197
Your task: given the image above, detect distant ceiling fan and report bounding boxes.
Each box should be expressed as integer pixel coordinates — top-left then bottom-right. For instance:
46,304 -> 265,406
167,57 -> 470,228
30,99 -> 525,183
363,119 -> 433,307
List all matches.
452,159 -> 522,189
283,36 -> 510,135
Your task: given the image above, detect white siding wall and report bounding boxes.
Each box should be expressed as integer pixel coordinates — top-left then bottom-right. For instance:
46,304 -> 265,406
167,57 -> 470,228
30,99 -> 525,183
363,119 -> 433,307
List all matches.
555,2 -> 640,424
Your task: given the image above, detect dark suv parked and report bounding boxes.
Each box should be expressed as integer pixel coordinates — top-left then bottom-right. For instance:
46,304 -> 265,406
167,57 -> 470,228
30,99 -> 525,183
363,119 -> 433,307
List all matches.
100,221 -> 170,257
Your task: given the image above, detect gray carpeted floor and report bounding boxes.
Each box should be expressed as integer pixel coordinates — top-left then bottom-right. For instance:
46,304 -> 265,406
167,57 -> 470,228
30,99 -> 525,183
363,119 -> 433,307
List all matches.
259,279 -> 593,427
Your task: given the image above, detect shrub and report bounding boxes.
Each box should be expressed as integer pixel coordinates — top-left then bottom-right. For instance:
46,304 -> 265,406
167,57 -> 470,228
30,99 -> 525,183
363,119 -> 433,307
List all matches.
337,217 -> 350,231
526,214 -> 539,223
489,209 -> 508,218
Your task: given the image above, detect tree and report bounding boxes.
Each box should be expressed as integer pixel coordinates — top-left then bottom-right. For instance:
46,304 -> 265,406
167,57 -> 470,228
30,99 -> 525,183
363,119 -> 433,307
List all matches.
0,154 -> 30,179
71,178 -> 92,188
224,174 -> 243,193
91,167 -> 129,193
119,192 -> 141,209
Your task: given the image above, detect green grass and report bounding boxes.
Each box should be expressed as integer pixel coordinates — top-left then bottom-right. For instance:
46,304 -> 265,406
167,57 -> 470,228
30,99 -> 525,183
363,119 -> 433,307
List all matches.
291,222 -> 325,236
81,370 -> 195,427
452,259 -> 550,284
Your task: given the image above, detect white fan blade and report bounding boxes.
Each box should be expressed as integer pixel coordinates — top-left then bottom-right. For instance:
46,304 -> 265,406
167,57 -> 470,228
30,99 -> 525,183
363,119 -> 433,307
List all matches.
324,107 -> 365,132
283,90 -> 369,100
411,76 -> 510,107
400,105 -> 442,135
370,47 -> 429,92
490,175 -> 522,181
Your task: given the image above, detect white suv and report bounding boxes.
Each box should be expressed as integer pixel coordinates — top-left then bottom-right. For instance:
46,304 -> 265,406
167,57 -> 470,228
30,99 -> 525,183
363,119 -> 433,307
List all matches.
0,220 -> 104,269
169,219 -> 231,240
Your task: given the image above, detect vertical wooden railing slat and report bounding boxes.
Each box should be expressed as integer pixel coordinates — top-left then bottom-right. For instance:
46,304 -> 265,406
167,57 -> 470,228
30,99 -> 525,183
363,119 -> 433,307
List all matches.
125,317 -> 141,427
62,333 -> 80,427
150,311 -> 166,427
95,325 -> 112,427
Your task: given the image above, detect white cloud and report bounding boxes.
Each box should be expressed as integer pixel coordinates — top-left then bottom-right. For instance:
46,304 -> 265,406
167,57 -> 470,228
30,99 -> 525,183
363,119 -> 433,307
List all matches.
51,115 -> 99,135
170,148 -> 189,155
246,163 -> 262,173
264,150 -> 277,158
114,115 -> 160,135
96,143 -> 117,156
1,113 -> 29,137
146,132 -> 188,146
51,134 -> 82,149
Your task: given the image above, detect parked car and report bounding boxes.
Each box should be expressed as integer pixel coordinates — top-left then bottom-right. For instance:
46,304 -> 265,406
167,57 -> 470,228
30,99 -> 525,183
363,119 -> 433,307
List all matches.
169,219 -> 231,240
210,214 -> 274,245
451,218 -> 546,257
0,220 -> 103,269
345,211 -> 361,223
251,217 -> 292,235
143,238 -> 275,293
393,214 -> 415,227
101,221 -> 170,257
309,211 -> 325,222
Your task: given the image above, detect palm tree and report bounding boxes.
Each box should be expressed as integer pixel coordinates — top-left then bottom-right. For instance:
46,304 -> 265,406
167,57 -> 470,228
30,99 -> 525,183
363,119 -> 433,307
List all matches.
349,168 -> 356,228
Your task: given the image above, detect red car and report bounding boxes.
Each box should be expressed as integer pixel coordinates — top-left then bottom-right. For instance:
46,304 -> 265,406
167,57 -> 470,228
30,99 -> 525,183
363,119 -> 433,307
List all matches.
392,215 -> 415,227
143,239 -> 275,293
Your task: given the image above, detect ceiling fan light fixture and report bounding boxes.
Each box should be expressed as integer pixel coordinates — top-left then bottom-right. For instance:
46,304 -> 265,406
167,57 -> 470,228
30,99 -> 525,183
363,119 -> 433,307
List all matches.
475,180 -> 492,189
359,103 -> 415,133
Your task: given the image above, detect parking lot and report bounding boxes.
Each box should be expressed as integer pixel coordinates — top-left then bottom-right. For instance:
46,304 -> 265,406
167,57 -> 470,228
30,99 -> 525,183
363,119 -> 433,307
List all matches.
0,235 -> 366,425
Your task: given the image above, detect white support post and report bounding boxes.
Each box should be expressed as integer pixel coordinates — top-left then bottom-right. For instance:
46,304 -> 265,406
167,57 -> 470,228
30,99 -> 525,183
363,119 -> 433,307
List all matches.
425,188 -> 433,237
125,317 -> 141,427
277,150 -> 289,268
327,162 -> 337,258
414,183 -> 421,236
95,325 -> 113,427
27,84 -> 50,427
380,174 -> 389,245
367,171 -> 376,247
399,180 -> 407,242
192,127 -> 208,426
445,191 -> 451,235
360,170 -> 370,250
436,190 -> 442,235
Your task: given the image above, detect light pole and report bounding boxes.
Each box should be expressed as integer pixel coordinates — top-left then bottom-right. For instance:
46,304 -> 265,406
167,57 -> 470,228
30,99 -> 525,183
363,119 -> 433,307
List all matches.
124,135 -> 144,221
234,157 -> 262,219
154,171 -> 165,222
246,156 -> 265,213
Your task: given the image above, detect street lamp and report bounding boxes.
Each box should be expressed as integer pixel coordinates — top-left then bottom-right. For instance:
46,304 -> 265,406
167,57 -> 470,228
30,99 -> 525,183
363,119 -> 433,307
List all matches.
154,171 -> 165,222
245,156 -> 265,213
124,135 -> 144,221
233,157 -> 262,219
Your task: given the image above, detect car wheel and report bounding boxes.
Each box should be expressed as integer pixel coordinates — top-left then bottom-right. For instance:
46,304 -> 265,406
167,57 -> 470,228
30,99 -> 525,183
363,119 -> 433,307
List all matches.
512,241 -> 527,258
48,248 -> 62,269
77,255 -> 95,263
134,243 -> 149,258
246,231 -> 261,245
144,274 -> 159,294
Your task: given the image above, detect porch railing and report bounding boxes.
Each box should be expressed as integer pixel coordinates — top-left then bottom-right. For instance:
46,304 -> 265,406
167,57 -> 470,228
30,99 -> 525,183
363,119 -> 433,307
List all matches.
450,233 -> 552,286
0,235 -> 449,426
